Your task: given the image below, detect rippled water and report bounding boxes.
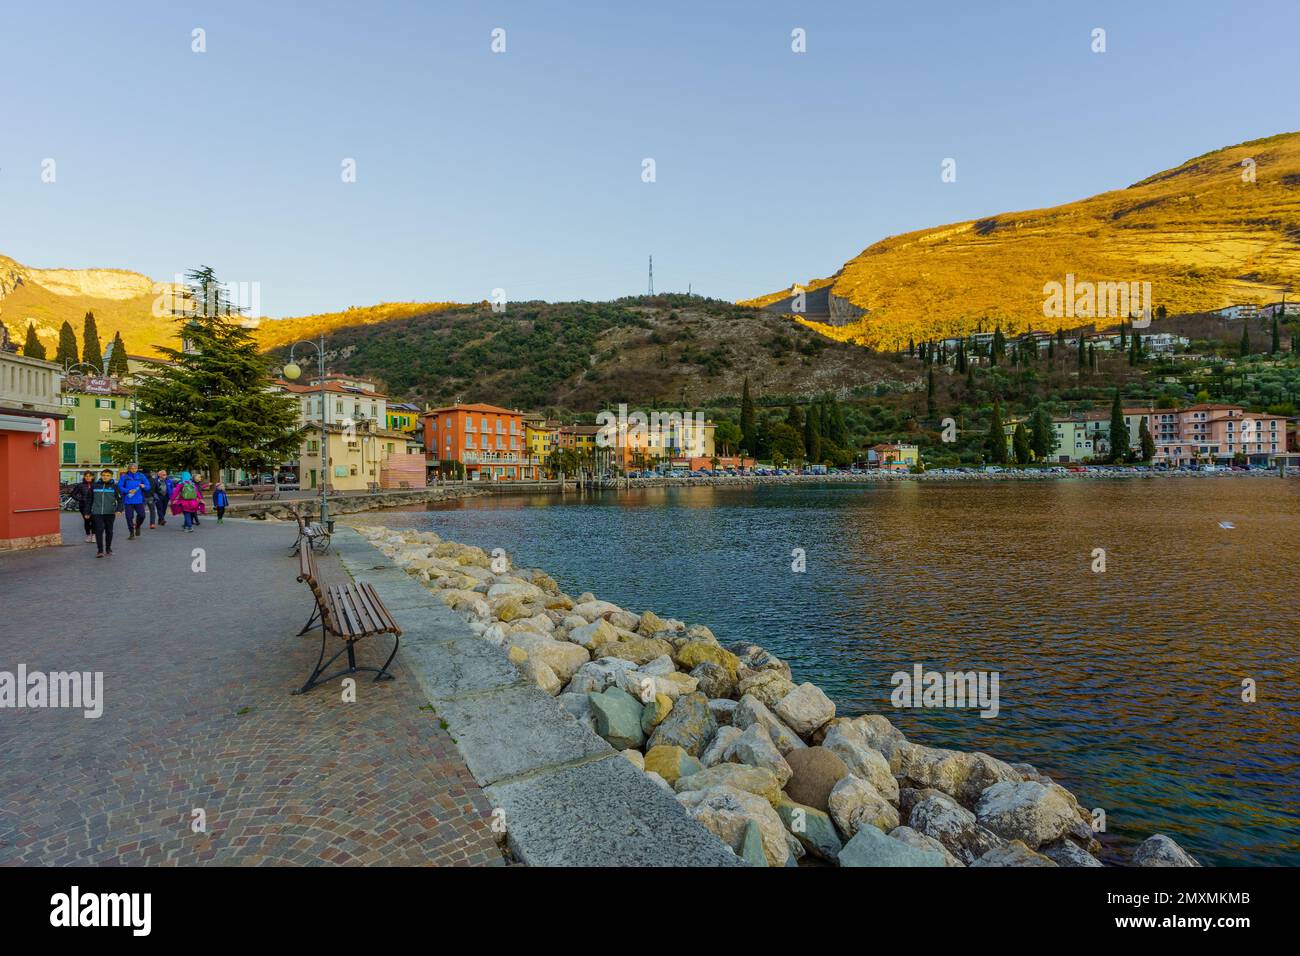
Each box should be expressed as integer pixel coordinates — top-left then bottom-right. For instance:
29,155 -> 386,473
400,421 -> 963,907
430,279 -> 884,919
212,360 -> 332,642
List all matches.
353,479 -> 1300,866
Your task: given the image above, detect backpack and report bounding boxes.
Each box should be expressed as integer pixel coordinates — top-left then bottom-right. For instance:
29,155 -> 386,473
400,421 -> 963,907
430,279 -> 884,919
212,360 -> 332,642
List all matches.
180,481 -> 198,501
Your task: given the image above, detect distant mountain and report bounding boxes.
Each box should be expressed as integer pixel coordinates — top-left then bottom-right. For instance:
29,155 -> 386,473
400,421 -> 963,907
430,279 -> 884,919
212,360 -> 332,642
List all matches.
0,253 -> 460,362
743,132 -> 1300,349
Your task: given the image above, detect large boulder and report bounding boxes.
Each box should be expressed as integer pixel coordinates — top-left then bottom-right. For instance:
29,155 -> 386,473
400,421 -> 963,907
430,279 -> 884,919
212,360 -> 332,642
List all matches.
601,635 -> 675,666
691,662 -> 737,700
674,641 -> 741,681
700,725 -> 742,768
1133,834 -> 1201,867
503,632 -> 589,683
724,723 -> 792,787
677,785 -> 790,867
566,657 -> 638,695
827,775 -> 900,839
571,600 -> 623,622
974,780 -> 1082,849
520,656 -> 561,696
643,744 -> 702,785
736,671 -> 796,708
556,692 -> 596,734
588,686 -> 646,750
708,698 -> 738,726
970,841 -> 1058,867
838,822 -> 948,867
486,578 -> 543,602
675,764 -> 783,804
1041,839 -> 1104,867
636,610 -> 674,635
896,745 -> 1023,806
783,746 -> 851,813
567,618 -> 621,651
640,693 -> 673,737
909,791 -> 1004,865
733,695 -> 806,755
820,723 -> 899,803
646,692 -> 717,756
889,826 -> 964,866
774,797 -> 843,863
773,683 -> 836,738
727,643 -> 792,681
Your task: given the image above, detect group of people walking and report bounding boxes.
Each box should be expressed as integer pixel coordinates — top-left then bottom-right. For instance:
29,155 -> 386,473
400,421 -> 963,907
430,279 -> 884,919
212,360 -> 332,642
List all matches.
68,464 -> 229,557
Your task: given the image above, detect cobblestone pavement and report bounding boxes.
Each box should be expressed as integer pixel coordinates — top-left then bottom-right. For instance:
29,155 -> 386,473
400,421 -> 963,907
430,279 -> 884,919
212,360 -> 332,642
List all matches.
0,514 -> 507,866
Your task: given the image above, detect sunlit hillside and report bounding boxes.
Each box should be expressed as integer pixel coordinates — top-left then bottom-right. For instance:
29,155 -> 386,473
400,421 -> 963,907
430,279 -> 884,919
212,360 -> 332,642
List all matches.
742,132 -> 1300,349
0,254 -> 461,359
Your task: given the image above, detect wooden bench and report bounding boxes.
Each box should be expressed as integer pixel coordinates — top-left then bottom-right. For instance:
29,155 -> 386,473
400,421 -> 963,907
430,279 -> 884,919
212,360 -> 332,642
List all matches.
290,508 -> 331,554
250,483 -> 279,500
294,542 -> 401,694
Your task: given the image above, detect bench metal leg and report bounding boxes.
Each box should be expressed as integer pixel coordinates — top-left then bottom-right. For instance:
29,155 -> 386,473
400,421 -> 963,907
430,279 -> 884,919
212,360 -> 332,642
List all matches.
291,631 -> 399,695
297,601 -> 322,636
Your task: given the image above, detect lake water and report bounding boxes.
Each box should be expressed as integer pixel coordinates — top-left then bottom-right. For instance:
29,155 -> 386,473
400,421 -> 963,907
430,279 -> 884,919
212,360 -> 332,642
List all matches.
353,479 -> 1300,866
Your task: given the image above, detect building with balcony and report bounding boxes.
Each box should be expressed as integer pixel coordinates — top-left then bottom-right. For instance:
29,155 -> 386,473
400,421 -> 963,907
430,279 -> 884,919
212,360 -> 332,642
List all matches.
55,373 -> 135,482
1146,404 -> 1287,466
422,403 -> 538,481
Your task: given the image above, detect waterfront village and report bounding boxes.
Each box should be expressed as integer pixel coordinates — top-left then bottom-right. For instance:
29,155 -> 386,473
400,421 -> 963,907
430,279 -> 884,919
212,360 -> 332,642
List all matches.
2,305 -> 1300,552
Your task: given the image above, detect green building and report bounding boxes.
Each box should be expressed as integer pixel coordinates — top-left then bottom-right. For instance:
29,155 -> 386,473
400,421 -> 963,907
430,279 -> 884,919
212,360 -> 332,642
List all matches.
57,376 -> 134,482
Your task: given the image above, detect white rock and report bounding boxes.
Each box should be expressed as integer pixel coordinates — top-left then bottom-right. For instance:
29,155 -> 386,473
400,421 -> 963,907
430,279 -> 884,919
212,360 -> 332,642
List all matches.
724,722 -> 793,787
677,785 -> 790,867
503,632 -> 589,683
700,726 -> 742,768
827,775 -> 900,839
733,694 -> 807,755
821,723 -> 900,803
974,780 -> 1082,849
772,683 -> 836,738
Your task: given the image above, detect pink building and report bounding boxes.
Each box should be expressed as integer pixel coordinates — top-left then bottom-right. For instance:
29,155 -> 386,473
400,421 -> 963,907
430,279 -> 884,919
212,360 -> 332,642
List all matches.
1148,404 -> 1287,466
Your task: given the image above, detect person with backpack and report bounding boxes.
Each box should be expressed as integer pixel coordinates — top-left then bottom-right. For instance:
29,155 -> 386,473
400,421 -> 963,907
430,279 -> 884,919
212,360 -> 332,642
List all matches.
117,463 -> 152,540
212,481 -> 229,522
170,471 -> 207,532
90,468 -> 123,557
69,470 -> 96,543
152,469 -> 176,527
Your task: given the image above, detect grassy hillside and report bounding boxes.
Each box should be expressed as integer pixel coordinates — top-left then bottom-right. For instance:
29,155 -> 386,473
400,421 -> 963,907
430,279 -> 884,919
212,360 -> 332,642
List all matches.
743,132 -> 1300,349
261,295 -> 913,411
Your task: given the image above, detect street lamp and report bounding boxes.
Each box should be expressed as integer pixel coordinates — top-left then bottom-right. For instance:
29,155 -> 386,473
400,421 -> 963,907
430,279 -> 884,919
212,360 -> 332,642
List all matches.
118,401 -> 139,464
283,334 -> 329,528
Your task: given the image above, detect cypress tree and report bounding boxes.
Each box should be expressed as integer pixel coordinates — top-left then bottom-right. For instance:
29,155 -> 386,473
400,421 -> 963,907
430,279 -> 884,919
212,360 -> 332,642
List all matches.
1012,421 -> 1031,466
1048,338 -> 1055,361
1030,406 -> 1055,461
984,400 -> 1008,464
1078,332 -> 1086,369
82,311 -> 104,372
740,377 -> 756,455
787,404 -> 803,431
22,322 -> 46,359
55,320 -> 79,367
1108,390 -> 1127,463
956,340 -> 967,373
908,337 -> 915,358
1139,418 -> 1156,462
1239,323 -> 1250,357
1271,316 -> 1280,353
926,369 -> 936,420
804,405 -> 821,462
1089,343 -> 1097,371
107,331 -> 130,377
1119,321 -> 1127,351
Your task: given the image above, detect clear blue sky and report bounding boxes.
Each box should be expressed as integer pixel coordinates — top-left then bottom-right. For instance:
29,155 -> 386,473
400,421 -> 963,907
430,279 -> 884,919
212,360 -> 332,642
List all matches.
3,0 -> 1297,316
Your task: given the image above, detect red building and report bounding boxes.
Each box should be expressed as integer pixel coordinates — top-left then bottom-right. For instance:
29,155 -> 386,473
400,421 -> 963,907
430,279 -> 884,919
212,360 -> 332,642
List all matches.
1,349 -> 65,551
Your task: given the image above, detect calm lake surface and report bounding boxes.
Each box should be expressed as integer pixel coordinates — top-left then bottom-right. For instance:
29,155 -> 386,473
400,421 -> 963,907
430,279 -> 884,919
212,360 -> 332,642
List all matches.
354,479 -> 1300,865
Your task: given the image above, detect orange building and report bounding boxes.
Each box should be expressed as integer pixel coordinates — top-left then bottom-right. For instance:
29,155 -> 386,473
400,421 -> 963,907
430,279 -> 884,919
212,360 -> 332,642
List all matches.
422,403 -> 538,481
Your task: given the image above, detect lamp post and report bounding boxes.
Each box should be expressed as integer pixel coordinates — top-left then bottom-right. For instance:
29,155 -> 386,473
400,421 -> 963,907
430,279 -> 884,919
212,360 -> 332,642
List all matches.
282,334 -> 329,528
118,401 -> 139,465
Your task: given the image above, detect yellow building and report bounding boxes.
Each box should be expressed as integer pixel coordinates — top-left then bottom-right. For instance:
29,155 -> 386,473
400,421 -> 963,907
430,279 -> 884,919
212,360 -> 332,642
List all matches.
295,424 -> 420,491
385,402 -> 421,433
524,415 -> 560,465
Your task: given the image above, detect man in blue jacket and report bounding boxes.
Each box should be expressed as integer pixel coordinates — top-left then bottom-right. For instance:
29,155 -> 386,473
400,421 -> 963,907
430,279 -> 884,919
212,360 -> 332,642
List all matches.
117,463 -> 152,540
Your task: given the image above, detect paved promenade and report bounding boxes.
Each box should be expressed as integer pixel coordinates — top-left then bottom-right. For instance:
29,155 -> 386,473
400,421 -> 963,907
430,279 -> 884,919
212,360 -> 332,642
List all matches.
0,513 -> 506,866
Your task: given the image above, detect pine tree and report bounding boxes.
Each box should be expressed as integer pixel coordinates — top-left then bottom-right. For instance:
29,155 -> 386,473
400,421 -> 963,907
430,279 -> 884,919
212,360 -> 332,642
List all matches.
984,400 -> 1008,464
105,267 -> 303,477
107,331 -> 129,377
22,322 -> 46,359
1139,418 -> 1156,462
82,311 -> 104,372
55,320 -> 79,367
740,377 -> 756,456
1012,421 -> 1031,466
1108,390 -> 1127,463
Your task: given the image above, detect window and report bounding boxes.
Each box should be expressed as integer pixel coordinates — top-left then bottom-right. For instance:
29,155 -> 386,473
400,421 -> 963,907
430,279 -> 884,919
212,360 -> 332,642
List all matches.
62,442 -> 77,464
95,398 -> 115,409
99,442 -> 112,460
464,433 -> 472,448
63,396 -> 80,407
64,418 -> 75,432
99,419 -> 111,433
